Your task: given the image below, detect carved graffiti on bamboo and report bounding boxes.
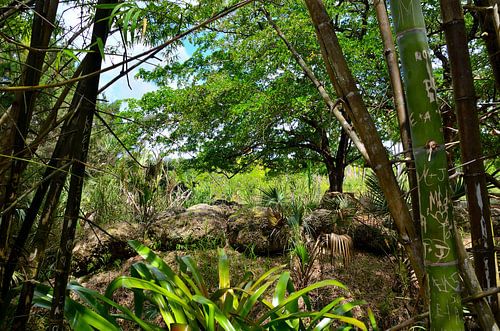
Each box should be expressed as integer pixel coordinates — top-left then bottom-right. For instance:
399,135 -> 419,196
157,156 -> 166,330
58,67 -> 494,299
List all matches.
414,49 -> 430,61
423,238 -> 451,261
419,111 -> 431,122
416,163 -> 447,187
434,294 -> 462,324
431,271 -> 461,293
414,48 -> 437,103
422,78 -> 437,102
421,186 -> 452,240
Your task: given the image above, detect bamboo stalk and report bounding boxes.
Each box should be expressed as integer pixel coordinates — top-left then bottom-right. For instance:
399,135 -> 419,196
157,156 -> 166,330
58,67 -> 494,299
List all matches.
388,0 -> 465,329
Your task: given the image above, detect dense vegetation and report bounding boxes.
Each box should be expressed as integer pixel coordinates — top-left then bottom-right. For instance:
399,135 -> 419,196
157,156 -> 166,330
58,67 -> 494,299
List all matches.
0,0 -> 498,330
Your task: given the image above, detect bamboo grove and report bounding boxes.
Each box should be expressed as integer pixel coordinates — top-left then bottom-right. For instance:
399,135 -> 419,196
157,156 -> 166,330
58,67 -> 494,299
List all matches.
0,0 -> 498,329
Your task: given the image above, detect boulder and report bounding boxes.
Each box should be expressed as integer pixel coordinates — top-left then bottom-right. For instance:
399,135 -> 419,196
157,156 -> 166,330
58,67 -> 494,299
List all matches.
148,204 -> 227,250
72,222 -> 141,276
227,207 -> 288,255
349,215 -> 396,255
303,209 -> 338,238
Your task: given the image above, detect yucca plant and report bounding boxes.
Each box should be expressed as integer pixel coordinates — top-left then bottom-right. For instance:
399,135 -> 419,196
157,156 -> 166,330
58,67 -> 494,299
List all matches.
33,240 -> 372,330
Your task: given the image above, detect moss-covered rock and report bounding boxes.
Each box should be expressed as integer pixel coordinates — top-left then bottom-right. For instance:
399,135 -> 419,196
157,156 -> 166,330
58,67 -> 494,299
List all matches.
148,204 -> 227,250
72,222 -> 140,276
226,206 -> 288,255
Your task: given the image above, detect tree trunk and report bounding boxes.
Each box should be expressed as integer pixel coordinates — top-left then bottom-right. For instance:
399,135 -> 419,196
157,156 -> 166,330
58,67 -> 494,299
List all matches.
48,1 -> 115,328
389,0 -> 465,328
303,0 -> 426,298
330,128 -> 348,192
440,0 -> 499,320
472,0 -> 500,91
373,0 -> 421,231
9,171 -> 67,330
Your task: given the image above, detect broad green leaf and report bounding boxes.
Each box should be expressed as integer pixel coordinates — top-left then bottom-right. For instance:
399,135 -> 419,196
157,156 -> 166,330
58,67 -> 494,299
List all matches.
180,255 -> 208,296
128,240 -> 192,298
367,308 -> 379,331
218,248 -> 230,290
237,276 -> 280,318
65,298 -> 120,331
257,279 -> 346,324
248,264 -> 286,292
193,295 -> 237,331
263,311 -> 366,331
272,271 -> 289,307
307,297 -> 345,330
332,300 -> 366,316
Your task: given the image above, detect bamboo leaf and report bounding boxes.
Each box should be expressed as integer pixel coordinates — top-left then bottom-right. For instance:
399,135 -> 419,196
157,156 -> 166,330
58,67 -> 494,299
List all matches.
63,49 -> 80,63
96,37 -> 105,60
130,9 -> 142,44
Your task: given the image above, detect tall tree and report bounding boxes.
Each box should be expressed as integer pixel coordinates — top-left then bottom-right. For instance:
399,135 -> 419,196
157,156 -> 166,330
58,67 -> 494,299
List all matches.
389,0 -> 464,328
440,0 -> 499,319
129,2 -> 377,192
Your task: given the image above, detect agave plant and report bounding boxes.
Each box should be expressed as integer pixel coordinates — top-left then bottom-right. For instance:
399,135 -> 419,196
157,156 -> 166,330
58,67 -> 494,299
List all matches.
33,240 -> 373,330
260,186 -> 287,226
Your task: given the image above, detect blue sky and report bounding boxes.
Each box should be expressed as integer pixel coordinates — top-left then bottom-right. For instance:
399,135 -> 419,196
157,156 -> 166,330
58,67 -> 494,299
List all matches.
99,40 -> 194,103
59,2 -> 194,103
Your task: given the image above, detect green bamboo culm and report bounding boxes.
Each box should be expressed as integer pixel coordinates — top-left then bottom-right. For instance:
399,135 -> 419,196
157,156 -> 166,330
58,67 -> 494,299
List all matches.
388,0 -> 464,329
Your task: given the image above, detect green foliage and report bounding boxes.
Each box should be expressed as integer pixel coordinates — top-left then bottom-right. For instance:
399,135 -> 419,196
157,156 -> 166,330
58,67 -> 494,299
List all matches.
180,166 -> 327,208
33,240 -> 372,330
